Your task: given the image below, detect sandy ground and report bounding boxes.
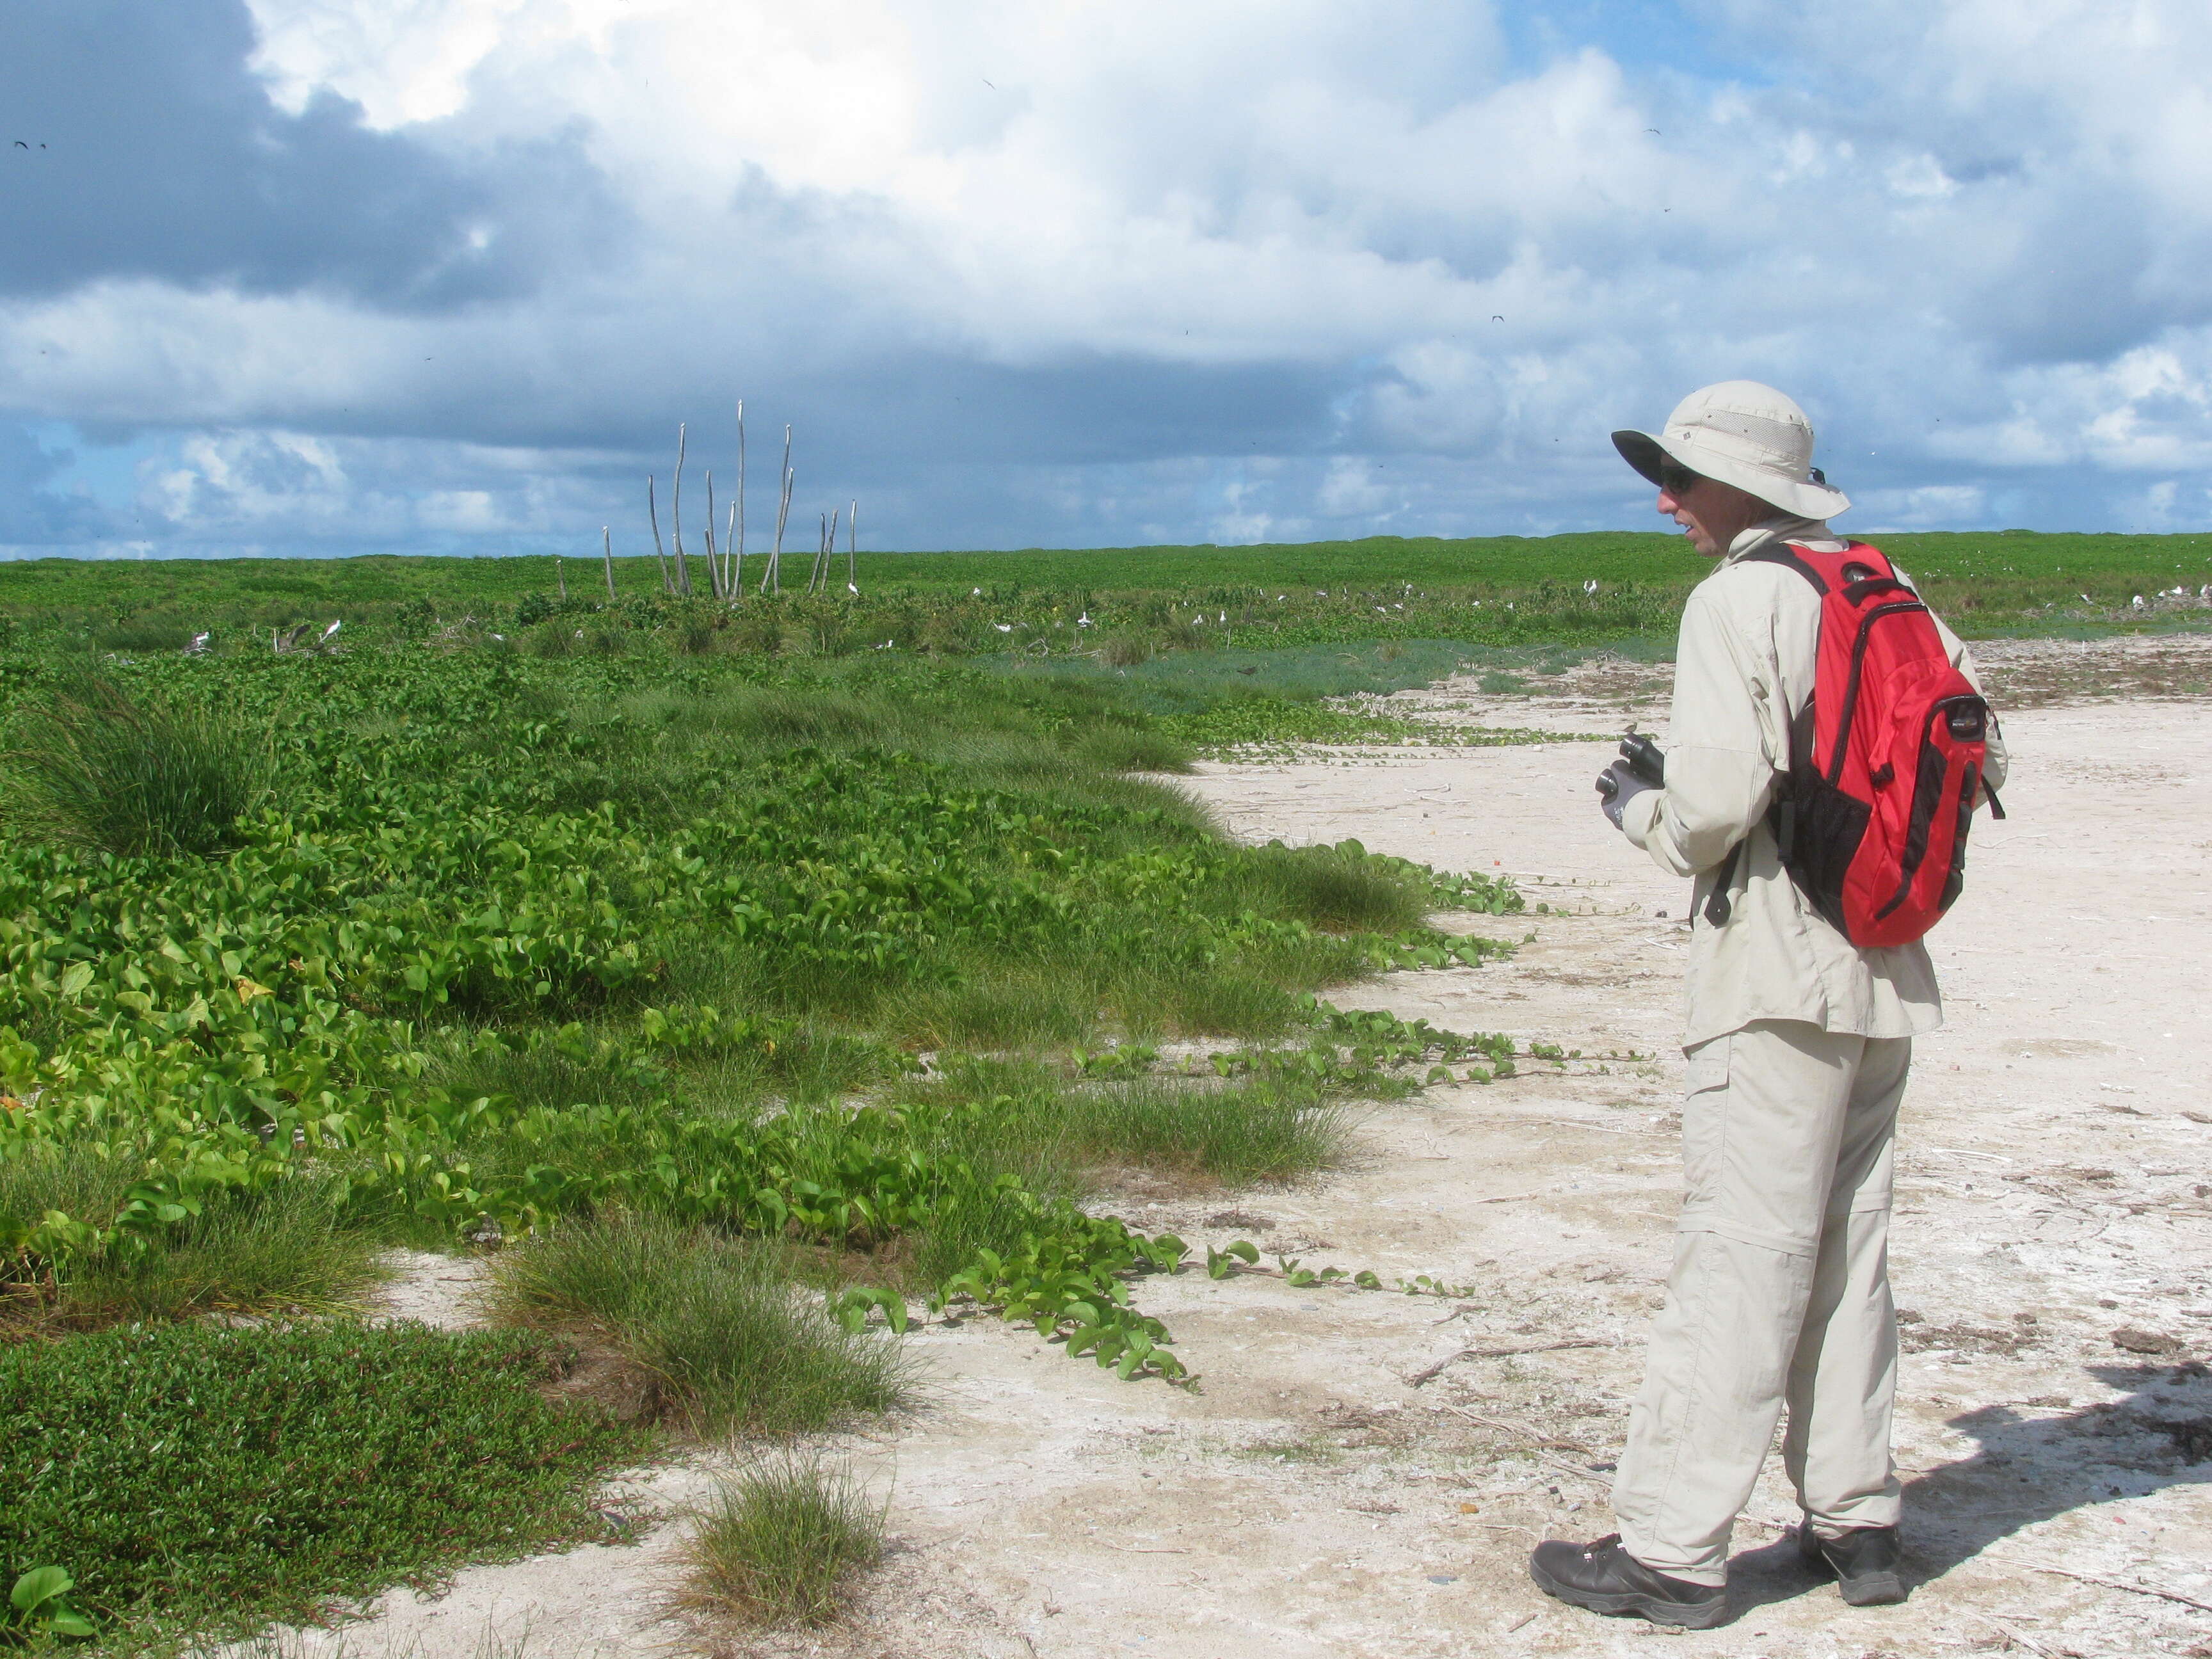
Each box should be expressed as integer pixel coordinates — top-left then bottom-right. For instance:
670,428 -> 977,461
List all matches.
266,635 -> 2211,1659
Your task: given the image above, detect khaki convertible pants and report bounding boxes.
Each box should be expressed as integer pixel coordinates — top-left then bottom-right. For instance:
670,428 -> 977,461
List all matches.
1612,1020 -> 1911,1585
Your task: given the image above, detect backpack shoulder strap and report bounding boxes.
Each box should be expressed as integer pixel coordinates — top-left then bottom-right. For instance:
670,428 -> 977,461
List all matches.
1735,540 -> 1831,596
1724,540 -> 1836,885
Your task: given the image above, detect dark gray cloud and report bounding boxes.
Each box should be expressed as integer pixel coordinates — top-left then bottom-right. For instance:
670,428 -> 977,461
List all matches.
0,0 -> 623,309
0,424 -> 111,543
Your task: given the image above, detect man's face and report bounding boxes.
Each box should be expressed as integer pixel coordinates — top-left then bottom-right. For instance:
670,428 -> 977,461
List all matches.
1655,469 -> 1769,558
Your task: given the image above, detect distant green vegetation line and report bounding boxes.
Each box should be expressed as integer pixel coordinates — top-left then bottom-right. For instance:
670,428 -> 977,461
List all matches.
2,531 -> 2208,653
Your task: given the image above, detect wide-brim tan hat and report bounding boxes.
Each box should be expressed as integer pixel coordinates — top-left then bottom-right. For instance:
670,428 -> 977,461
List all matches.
1612,380 -> 1850,520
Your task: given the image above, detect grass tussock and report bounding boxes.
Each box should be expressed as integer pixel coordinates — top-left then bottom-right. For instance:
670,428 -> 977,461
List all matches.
1065,1076 -> 1350,1189
0,1145 -> 380,1332
56,1182 -> 380,1329
1238,840 -> 1432,933
674,1457 -> 884,1629
485,1214 -> 910,1437
1,675 -> 272,856
894,1057 -> 1350,1200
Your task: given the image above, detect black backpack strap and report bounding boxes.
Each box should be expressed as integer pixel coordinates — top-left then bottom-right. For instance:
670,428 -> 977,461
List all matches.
1703,841 -> 1742,927
1737,541 -> 1831,595
1702,539 -> 1847,929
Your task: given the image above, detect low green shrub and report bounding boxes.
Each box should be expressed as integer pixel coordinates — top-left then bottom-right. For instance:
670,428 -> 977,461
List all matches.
0,1322 -> 646,1643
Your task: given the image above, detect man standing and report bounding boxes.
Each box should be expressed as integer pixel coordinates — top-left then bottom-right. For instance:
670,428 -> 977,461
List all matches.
1527,381 -> 2007,1628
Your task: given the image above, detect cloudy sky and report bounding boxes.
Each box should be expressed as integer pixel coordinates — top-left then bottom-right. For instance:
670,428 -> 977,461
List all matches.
3,0 -> 2209,559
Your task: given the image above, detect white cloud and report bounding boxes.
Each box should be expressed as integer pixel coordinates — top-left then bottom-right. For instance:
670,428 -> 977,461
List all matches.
1885,155 -> 1957,200
2,0 -> 2210,553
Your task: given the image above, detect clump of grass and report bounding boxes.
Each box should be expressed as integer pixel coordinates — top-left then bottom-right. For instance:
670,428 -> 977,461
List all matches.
1070,723 -> 1191,773
1,675 -> 272,856
523,619 -> 573,657
1065,1075 -> 1349,1188
54,1177 -> 380,1329
1238,839 -> 1432,932
486,1214 -> 910,1436
892,1058 -> 1349,1196
227,1626 -> 538,1658
674,1457 -> 883,1628
90,617 -> 196,653
0,1139 -> 140,1264
0,1146 -> 378,1332
697,683 -> 907,748
1098,634 -> 1155,667
0,1322 -> 645,1643
1134,965 -> 1309,1038
425,1030 -> 675,1114
886,966 -> 1100,1050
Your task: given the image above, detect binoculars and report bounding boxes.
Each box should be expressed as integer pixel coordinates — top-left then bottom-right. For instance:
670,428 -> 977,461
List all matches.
1594,730 -> 1666,802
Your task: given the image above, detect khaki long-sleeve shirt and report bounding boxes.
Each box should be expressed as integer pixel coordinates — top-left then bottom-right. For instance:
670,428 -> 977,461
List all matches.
1619,516 -> 2008,1048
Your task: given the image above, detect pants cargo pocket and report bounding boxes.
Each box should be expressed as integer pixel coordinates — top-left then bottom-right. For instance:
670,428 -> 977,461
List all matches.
1679,1032 -> 1731,1211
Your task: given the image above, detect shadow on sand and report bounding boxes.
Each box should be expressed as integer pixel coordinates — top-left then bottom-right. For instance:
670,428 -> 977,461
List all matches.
1727,1359 -> 2210,1621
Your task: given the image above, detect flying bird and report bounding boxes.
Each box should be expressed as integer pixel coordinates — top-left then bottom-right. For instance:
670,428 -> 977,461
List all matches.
1646,127 -> 1661,134
12,141 -> 25,148
1492,314 -> 1503,321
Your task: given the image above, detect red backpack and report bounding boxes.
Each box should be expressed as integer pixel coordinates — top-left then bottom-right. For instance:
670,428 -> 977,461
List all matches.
1733,540 -> 2004,948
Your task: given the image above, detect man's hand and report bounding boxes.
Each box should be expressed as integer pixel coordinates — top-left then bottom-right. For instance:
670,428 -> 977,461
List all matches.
1596,760 -> 1657,831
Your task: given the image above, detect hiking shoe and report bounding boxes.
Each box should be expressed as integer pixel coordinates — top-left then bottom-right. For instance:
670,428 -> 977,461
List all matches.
1528,1534 -> 1728,1629
1797,1521 -> 1907,1605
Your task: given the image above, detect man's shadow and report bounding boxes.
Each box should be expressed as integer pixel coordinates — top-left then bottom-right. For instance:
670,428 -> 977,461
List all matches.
1729,1360 -> 2211,1617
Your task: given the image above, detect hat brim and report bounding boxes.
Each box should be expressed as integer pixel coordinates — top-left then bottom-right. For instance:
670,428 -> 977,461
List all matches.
1611,428 -> 1851,520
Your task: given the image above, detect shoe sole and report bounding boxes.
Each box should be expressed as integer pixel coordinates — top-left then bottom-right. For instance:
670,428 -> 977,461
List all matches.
1528,1559 -> 1728,1629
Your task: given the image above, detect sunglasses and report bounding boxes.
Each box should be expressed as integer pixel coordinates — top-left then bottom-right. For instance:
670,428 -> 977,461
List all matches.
1658,462 -> 1703,496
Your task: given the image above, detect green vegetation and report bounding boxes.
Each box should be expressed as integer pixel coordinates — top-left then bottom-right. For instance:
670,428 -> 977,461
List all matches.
7,525 -> 2166,1646
1,675 -> 272,858
0,648 -> 1511,1345
675,1458 -> 885,1629
6,1566 -> 96,1646
486,1215 -> 910,1436
3,531 -> 2207,671
0,1322 -> 646,1644
0,622 -> 1532,1644
0,1153 -> 378,1331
